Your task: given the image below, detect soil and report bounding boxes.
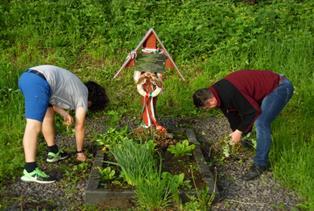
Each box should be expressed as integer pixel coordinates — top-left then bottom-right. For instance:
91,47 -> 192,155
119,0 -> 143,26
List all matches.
0,114 -> 302,210
161,151 -> 205,189
131,126 -> 177,150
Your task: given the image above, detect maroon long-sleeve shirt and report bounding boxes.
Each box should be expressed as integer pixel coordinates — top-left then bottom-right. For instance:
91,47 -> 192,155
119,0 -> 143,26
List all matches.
209,70 -> 281,133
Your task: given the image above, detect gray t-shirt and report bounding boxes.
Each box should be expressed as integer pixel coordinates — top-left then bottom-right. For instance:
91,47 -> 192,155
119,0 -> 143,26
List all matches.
30,65 -> 88,111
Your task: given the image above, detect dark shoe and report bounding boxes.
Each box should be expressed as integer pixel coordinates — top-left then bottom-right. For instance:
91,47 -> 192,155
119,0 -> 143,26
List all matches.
242,164 -> 267,181
46,150 -> 69,163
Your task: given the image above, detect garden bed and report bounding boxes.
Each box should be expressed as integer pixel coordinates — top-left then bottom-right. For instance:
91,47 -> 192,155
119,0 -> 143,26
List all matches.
85,128 -> 217,208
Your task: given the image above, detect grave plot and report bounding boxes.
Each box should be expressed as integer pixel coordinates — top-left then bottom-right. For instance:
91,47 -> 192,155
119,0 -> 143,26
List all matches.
85,128 -> 217,209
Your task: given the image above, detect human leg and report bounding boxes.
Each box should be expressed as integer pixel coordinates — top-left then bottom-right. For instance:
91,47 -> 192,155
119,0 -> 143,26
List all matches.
243,78 -> 293,180
19,72 -> 51,163
23,119 -> 42,163
21,119 -> 54,183
42,106 -> 56,146
254,78 -> 294,167
19,71 -> 55,183
42,106 -> 69,163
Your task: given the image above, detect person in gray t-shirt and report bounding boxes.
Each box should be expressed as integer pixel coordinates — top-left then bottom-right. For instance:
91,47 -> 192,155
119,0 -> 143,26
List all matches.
18,65 -> 108,183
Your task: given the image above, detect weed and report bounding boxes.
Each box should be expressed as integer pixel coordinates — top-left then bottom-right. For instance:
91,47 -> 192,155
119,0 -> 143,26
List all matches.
182,166 -> 217,210
167,140 -> 196,157
183,188 -> 215,211
98,167 -> 116,182
95,127 -> 129,151
211,135 -> 241,162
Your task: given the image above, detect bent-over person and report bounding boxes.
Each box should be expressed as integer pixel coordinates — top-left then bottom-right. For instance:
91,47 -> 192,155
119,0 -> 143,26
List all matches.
18,65 -> 108,183
193,70 -> 293,180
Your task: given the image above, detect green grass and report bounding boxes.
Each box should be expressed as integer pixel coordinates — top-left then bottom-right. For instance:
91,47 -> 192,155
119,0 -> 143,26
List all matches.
272,115 -> 314,209
0,59 -> 25,180
0,0 -> 313,209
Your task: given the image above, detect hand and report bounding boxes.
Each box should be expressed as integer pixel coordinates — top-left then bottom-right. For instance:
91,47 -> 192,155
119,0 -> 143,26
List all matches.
156,125 -> 166,133
128,50 -> 137,59
76,152 -> 87,162
63,113 -> 74,126
229,129 -> 242,145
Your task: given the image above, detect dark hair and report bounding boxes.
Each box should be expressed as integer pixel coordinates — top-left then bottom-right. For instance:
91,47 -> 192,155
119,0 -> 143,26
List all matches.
192,88 -> 213,108
85,81 -> 109,112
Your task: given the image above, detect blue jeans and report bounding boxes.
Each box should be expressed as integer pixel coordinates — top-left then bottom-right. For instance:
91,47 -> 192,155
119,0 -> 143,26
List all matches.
254,77 -> 294,167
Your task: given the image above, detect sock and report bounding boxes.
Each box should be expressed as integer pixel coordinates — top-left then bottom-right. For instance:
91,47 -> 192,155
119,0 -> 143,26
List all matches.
25,162 -> 37,173
48,144 -> 59,154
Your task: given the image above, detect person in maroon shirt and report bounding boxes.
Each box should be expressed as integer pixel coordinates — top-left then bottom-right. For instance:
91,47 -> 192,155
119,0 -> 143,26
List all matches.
193,70 -> 294,180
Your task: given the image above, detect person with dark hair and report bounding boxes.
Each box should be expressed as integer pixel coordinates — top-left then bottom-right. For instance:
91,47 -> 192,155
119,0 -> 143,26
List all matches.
193,70 -> 293,180
18,65 -> 108,183
85,81 -> 109,112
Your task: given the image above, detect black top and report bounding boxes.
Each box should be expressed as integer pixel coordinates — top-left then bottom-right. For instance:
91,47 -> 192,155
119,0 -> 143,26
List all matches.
212,79 -> 258,134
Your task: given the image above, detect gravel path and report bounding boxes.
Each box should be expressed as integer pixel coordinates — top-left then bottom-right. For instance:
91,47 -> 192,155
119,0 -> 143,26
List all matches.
160,116 -> 301,211
1,115 -> 301,210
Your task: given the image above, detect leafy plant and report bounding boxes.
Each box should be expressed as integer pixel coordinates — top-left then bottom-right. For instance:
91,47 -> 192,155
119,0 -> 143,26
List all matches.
95,127 -> 129,152
108,139 -> 157,186
98,167 -> 116,182
211,135 -> 240,162
167,140 -> 196,157
222,137 -> 231,158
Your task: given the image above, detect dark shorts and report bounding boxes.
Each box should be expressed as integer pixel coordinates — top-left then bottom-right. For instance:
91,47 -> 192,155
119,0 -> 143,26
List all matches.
18,70 -> 51,122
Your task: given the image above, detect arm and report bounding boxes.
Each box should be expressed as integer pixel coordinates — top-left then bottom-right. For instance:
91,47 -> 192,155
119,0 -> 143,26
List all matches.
75,107 -> 87,161
214,79 -> 258,144
221,108 -> 244,145
233,94 -> 259,133
221,108 -> 242,132
52,105 -> 73,126
229,93 -> 258,144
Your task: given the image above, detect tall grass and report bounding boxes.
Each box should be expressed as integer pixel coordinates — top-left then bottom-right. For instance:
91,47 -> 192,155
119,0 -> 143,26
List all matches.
110,139 -> 157,186
247,35 -> 314,209
272,117 -> 314,209
135,172 -> 184,210
0,0 -> 313,208
0,58 -> 24,180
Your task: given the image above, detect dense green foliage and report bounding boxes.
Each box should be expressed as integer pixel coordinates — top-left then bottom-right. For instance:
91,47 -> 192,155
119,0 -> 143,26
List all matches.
0,0 -> 313,208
